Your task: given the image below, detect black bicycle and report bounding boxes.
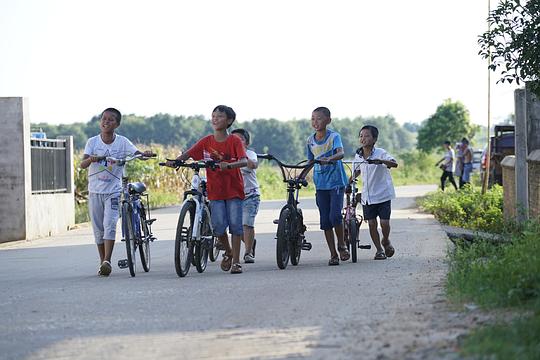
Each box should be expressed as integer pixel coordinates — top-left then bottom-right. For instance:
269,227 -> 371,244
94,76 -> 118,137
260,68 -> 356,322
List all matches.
257,154 -> 326,269
160,159 -> 218,277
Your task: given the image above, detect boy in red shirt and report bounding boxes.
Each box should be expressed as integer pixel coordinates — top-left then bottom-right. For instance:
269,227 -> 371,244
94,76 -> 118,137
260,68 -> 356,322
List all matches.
167,105 -> 247,274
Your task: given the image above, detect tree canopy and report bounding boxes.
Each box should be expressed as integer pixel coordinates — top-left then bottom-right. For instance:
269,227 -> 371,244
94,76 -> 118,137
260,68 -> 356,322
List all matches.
416,99 -> 477,152
478,0 -> 540,96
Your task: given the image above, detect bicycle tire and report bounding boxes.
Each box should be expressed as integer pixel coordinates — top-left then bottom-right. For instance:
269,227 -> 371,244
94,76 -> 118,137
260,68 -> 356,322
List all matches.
290,211 -> 302,266
276,207 -> 292,269
175,201 -> 195,277
349,218 -> 358,263
194,205 -> 211,273
209,236 -> 220,262
123,202 -> 137,277
139,205 -> 151,272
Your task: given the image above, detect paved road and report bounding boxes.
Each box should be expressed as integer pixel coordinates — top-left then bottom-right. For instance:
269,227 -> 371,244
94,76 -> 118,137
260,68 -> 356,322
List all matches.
1,185 -> 456,360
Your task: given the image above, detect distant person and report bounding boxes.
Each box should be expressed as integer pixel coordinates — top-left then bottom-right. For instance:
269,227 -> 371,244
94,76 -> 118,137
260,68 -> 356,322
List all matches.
351,125 -> 398,260
435,141 -> 458,191
231,128 -> 260,264
460,138 -> 473,187
166,105 -> 247,274
80,108 -> 154,277
306,107 -> 349,266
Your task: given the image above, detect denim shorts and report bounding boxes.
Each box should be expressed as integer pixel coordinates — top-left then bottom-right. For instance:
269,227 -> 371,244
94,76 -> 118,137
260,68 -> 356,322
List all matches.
89,192 -> 121,244
362,200 -> 391,220
315,187 -> 344,231
242,194 -> 260,227
462,163 -> 473,182
210,198 -> 243,236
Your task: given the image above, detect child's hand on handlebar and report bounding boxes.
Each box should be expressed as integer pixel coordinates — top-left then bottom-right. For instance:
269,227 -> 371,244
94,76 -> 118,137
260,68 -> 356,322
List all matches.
219,162 -> 230,171
142,150 -> 156,158
367,159 -> 383,165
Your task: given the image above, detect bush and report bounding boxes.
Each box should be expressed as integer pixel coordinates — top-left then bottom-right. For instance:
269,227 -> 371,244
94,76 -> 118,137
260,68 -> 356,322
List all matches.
419,185 -> 504,233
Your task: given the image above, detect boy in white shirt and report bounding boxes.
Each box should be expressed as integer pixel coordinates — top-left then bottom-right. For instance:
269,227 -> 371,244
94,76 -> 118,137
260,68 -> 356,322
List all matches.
80,108 -> 154,276
351,125 -> 398,260
231,128 -> 260,263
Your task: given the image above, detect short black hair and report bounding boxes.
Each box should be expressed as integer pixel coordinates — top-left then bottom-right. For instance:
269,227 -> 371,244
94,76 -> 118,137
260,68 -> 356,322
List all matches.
313,107 -> 331,118
359,125 -> 379,140
231,128 -> 250,145
462,138 -> 469,145
444,140 -> 451,145
101,108 -> 122,125
213,105 -> 236,128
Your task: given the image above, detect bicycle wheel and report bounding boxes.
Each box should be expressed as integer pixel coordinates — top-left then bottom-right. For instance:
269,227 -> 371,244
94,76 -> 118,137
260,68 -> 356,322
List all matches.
290,212 -> 302,266
209,236 -> 220,262
175,201 -> 195,277
349,218 -> 358,263
123,203 -> 137,277
276,207 -> 293,269
138,205 -> 151,272
195,206 -> 211,273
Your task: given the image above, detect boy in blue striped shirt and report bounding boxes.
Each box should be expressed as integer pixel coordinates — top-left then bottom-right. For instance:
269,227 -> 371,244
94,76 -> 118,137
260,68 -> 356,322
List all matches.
306,107 -> 349,266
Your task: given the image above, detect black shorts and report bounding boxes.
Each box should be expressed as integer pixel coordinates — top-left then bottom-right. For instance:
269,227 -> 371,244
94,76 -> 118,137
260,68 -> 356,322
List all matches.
362,200 -> 391,220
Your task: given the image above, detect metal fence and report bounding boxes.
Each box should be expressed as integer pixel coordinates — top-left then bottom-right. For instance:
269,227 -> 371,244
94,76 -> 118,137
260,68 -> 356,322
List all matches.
31,138 -> 68,194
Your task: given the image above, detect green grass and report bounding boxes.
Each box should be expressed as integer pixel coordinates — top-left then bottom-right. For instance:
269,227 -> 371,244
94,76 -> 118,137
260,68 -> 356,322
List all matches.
446,222 -> 540,359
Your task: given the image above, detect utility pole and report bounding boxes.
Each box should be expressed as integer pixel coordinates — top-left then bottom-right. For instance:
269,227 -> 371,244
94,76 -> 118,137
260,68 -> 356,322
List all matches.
482,0 -> 492,194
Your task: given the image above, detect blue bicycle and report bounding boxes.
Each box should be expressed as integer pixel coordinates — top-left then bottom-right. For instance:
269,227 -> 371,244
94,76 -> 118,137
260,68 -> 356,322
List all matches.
100,154 -> 157,277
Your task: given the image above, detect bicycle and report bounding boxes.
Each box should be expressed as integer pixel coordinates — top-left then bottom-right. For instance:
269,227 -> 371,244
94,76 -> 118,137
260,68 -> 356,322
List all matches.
257,154 -> 325,269
342,160 -> 371,263
97,153 -> 157,277
160,159 -> 218,277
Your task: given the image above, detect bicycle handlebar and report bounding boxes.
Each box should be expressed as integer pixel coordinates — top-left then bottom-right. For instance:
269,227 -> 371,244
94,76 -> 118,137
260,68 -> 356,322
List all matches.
159,159 -> 219,171
96,153 -> 156,165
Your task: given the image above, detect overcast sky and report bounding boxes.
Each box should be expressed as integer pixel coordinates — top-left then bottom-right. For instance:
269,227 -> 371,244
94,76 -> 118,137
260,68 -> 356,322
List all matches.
0,0 -> 516,125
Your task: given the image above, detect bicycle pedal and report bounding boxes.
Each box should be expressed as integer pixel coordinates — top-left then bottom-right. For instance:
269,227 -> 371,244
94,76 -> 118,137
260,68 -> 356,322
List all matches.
359,245 -> 372,249
150,236 -> 157,242
301,242 -> 312,251
121,238 -> 125,242
273,219 -> 279,224
118,259 -> 128,269
145,218 -> 156,225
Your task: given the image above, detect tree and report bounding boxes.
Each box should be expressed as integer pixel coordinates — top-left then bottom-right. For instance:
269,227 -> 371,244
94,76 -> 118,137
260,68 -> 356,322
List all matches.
478,0 -> 540,96
417,99 -> 477,152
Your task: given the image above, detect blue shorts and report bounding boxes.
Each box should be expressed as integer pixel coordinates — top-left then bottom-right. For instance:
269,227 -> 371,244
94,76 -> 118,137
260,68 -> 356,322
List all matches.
315,187 -> 344,231
210,198 -> 243,236
242,194 -> 260,227
462,163 -> 473,182
362,200 -> 391,220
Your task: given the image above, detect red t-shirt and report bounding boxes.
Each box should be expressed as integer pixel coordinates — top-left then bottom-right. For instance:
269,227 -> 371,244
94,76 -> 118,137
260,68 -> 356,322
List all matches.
187,135 -> 246,201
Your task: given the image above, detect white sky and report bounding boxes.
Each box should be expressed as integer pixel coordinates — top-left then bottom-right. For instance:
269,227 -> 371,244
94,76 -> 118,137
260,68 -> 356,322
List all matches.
0,0 -> 516,125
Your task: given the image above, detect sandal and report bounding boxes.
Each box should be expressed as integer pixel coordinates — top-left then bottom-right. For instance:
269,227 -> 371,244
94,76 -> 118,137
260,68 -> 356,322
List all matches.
382,242 -> 395,258
221,253 -> 232,271
374,250 -> 387,260
231,263 -> 243,274
338,246 -> 350,261
328,256 -> 339,266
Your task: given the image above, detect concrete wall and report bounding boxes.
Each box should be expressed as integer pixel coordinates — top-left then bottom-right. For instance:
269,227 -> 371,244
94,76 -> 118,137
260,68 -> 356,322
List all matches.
0,97 -> 75,243
0,98 -> 29,242
528,150 -> 540,220
501,156 -> 516,221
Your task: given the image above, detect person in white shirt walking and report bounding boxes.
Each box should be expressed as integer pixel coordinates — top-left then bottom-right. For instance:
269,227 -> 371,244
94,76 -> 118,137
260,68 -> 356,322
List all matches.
231,128 -> 260,264
435,141 -> 458,191
351,125 -> 398,260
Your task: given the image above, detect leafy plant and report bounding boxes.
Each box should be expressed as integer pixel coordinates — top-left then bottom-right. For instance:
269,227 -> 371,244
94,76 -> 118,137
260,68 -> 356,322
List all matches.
478,0 -> 540,96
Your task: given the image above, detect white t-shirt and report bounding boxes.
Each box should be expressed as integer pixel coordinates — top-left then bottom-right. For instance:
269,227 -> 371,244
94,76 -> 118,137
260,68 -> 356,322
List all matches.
443,149 -> 455,172
84,134 -> 138,194
354,147 -> 396,205
240,149 -> 260,196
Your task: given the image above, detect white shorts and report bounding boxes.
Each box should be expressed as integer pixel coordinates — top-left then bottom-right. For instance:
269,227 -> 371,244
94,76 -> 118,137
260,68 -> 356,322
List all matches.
89,193 -> 121,244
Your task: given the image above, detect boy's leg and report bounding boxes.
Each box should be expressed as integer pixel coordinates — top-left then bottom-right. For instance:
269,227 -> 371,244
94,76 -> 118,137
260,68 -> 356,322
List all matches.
367,219 -> 382,252
243,225 -> 255,254
379,201 -> 394,257
210,200 -> 233,270
227,198 -> 244,273
99,194 -> 120,275
449,173 -> 458,190
330,187 -> 348,261
440,171 -> 447,191
316,190 -> 337,258
89,193 -> 106,268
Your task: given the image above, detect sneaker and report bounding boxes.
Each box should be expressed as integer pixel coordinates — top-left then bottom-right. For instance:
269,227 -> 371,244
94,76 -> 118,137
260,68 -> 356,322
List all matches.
244,252 -> 255,264
99,260 -> 112,276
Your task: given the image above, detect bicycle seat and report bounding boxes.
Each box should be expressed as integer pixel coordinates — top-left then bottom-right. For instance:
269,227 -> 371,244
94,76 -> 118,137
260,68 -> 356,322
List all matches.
128,182 -> 147,194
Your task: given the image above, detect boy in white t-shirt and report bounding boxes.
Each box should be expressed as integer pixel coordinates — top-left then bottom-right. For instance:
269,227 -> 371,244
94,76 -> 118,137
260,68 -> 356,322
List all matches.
231,128 -> 260,264
80,108 -> 154,276
351,125 -> 398,260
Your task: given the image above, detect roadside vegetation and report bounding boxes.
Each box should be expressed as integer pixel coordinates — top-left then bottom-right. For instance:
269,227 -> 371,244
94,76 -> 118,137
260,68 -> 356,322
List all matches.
420,185 -> 540,359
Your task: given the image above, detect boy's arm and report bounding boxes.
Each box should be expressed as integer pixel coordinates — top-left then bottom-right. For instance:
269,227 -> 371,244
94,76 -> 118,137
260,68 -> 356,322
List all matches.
221,157 -> 248,170
319,147 -> 344,164
80,154 -> 98,169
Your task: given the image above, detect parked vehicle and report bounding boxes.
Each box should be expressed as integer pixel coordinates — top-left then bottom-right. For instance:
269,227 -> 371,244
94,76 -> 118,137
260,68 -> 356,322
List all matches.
482,125 -> 515,186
